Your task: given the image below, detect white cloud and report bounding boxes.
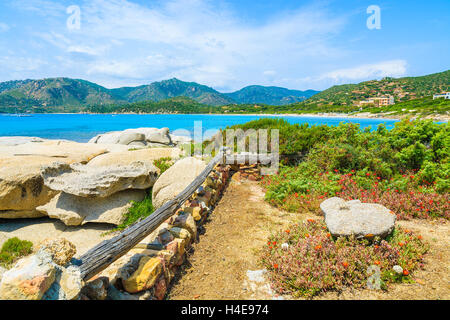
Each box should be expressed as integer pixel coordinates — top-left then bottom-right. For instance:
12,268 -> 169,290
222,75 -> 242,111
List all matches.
0,56 -> 46,71
28,0 -> 348,90
320,60 -> 408,82
0,23 -> 9,32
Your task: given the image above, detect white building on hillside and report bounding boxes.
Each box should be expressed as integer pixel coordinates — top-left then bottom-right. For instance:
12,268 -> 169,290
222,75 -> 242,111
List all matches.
433,92 -> 450,100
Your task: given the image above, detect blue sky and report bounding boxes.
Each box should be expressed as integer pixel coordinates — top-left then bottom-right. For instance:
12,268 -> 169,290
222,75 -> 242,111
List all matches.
0,0 -> 448,91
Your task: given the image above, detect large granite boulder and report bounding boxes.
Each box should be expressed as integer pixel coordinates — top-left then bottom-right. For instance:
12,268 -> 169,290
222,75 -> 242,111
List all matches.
37,189 -> 147,226
0,139 -> 107,215
41,161 -> 158,198
86,148 -> 181,168
152,157 -> 206,209
89,128 -> 173,146
320,197 -> 396,239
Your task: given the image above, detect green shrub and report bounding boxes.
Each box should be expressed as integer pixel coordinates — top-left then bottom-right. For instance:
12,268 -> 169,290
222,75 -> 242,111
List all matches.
114,191 -> 155,231
0,237 -> 33,268
153,157 -> 174,174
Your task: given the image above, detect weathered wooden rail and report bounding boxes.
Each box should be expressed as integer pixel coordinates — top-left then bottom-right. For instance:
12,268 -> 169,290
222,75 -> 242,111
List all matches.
78,152 -> 277,281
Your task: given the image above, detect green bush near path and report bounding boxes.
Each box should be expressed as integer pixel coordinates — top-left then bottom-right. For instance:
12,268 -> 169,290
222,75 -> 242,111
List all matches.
230,118 -> 449,220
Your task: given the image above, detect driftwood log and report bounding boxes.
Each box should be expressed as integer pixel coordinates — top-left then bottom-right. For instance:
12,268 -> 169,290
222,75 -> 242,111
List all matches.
78,152 -> 276,281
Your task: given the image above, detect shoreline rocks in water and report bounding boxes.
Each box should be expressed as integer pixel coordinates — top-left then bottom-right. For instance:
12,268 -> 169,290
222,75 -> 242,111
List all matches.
320,197 -> 396,239
88,127 -> 191,148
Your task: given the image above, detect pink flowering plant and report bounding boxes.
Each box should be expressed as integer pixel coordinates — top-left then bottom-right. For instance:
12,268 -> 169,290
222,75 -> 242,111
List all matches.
261,220 -> 428,298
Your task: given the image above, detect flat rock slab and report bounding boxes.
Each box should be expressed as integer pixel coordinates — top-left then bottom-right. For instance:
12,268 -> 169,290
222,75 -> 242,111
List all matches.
0,217 -> 114,257
41,161 -> 158,198
37,189 -> 147,226
320,197 -> 396,239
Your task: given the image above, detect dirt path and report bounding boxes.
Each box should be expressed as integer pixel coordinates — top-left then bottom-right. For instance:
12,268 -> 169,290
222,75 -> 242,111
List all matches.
168,173 -> 308,300
167,174 -> 450,300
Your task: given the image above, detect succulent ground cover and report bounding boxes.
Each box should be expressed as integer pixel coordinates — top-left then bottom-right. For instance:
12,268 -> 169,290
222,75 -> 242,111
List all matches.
260,220 -> 428,298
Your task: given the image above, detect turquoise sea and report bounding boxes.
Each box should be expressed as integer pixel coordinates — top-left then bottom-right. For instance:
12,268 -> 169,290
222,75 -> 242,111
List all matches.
0,114 -> 399,142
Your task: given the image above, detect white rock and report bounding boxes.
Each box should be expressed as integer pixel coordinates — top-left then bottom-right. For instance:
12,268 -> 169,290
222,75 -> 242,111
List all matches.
152,157 -> 206,209
41,161 -> 158,198
37,189 -> 147,226
320,197 -> 396,239
393,265 -> 403,274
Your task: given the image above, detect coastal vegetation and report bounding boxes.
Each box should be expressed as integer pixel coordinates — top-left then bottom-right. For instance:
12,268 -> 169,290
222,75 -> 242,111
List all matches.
114,191 -> 155,231
261,220 -> 428,298
0,237 -> 33,268
230,118 -> 449,220
219,118 -> 448,298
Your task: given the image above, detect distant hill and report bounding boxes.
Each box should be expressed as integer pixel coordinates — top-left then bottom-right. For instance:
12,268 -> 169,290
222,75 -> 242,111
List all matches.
111,78 -> 234,106
87,96 -> 212,114
304,70 -> 450,106
224,85 -> 319,105
0,78 -> 125,112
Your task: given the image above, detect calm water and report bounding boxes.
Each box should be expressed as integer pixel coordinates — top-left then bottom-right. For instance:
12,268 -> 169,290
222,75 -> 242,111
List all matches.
0,114 -> 399,142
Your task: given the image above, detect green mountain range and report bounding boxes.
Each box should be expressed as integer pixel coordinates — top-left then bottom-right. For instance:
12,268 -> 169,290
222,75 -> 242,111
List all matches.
224,85 -> 318,105
0,77 -> 318,112
0,70 -> 448,113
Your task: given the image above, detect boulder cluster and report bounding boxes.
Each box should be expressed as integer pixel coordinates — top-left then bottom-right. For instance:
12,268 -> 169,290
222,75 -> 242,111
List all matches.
0,128 -> 187,225
0,161 -> 236,300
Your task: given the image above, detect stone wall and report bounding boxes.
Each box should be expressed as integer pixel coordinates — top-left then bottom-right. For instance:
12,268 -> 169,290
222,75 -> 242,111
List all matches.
79,163 -> 233,300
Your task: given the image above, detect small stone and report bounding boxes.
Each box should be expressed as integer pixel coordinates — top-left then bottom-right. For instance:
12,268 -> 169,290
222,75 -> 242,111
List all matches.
39,238 -> 76,266
320,197 -> 396,239
154,276 -> 167,300
393,265 -> 403,274
81,277 -> 109,300
106,284 -> 139,300
122,256 -> 162,294
184,207 -> 202,221
58,265 -> 83,300
0,251 -> 57,300
173,212 -> 197,236
169,227 -> 191,241
281,243 -> 289,250
158,230 -> 174,245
